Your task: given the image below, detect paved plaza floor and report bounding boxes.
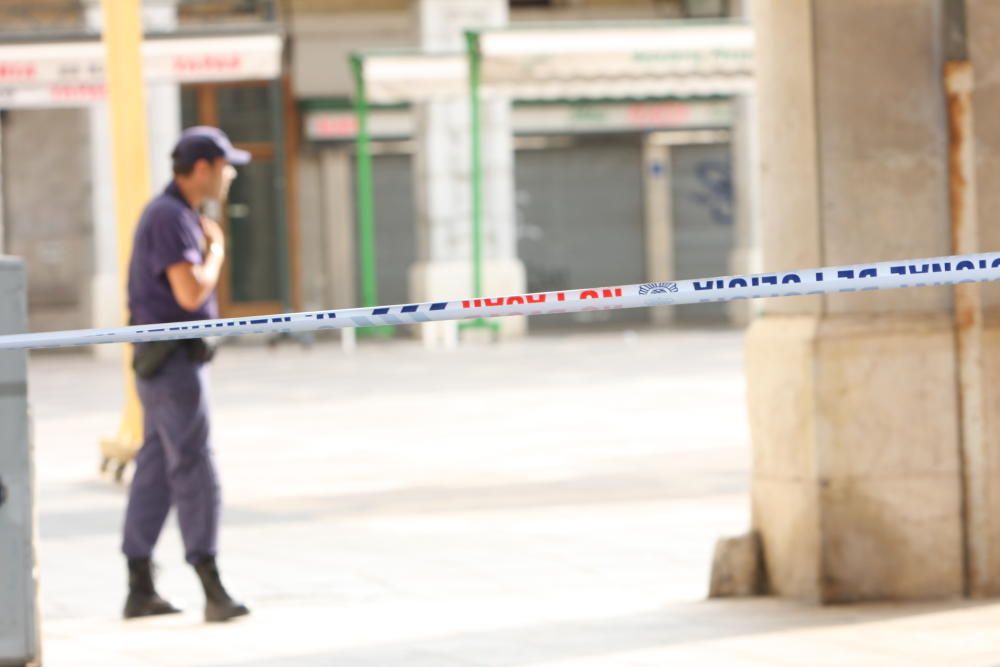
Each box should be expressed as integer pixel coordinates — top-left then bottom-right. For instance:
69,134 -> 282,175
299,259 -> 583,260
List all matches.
25,328 -> 1000,666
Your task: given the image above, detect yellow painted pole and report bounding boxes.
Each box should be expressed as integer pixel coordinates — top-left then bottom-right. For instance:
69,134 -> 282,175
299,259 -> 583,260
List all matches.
99,0 -> 150,481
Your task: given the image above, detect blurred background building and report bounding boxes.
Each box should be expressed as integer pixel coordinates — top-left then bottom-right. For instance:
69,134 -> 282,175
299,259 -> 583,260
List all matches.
0,0 -> 754,342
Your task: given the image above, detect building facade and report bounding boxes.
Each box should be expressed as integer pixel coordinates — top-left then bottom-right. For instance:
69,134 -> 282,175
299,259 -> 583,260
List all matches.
0,0 -> 754,343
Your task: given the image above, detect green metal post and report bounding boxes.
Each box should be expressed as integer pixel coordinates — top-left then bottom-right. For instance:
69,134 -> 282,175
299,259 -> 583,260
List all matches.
350,54 -> 392,337
462,32 -> 499,335
467,32 -> 484,299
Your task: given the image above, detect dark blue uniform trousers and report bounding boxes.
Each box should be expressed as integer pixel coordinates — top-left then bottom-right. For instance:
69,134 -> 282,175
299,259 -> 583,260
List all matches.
122,350 -> 220,565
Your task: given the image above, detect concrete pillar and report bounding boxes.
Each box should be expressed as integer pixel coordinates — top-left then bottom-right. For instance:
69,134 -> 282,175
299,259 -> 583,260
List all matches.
0,257 -> 40,666
319,147 -> 356,310
963,0 -> 1000,597
87,98 -> 120,357
85,1 -> 181,359
296,150 -> 327,311
410,0 -> 526,343
746,1 -> 967,602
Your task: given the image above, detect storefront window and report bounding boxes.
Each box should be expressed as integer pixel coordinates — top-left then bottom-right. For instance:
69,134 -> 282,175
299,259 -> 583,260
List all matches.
216,85 -> 275,143
227,159 -> 281,302
181,88 -> 199,129
682,0 -> 729,18
176,0 -> 276,29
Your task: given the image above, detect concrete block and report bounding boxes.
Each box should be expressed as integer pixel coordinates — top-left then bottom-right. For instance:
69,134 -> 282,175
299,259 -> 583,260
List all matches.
745,316 -> 819,480
746,313 -> 966,602
820,476 -> 963,602
977,320 -> 1000,595
708,531 -> 765,597
814,315 -> 960,479
751,476 -> 822,601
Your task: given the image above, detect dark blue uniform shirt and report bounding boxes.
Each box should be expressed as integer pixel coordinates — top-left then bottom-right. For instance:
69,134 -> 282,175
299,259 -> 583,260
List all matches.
127,181 -> 218,326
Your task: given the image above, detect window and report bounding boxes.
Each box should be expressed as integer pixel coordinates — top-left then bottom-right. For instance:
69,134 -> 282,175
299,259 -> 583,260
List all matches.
682,0 -> 729,18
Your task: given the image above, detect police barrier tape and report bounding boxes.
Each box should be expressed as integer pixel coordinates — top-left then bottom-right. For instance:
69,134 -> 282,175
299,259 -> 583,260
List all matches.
1,252 -> 999,351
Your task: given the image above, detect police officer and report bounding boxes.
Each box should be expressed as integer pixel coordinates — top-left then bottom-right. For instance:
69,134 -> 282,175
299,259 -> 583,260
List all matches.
121,126 -> 249,623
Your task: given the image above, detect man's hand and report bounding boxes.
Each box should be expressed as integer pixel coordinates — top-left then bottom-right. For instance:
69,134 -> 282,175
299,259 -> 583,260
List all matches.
200,216 -> 225,258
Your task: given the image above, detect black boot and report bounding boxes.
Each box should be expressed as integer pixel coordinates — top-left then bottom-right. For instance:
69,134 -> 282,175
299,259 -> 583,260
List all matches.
193,556 -> 250,623
123,558 -> 182,619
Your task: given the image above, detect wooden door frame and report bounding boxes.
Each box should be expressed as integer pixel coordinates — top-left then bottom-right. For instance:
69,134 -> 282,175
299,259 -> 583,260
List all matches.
182,79 -> 301,316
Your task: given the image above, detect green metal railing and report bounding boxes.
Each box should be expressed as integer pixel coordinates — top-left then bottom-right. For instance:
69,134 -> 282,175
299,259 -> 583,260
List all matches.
459,31 -> 499,335
350,43 -> 500,340
350,53 -> 392,338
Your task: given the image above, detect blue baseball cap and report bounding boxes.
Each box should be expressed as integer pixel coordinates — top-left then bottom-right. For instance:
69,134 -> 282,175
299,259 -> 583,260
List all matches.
171,126 -> 251,169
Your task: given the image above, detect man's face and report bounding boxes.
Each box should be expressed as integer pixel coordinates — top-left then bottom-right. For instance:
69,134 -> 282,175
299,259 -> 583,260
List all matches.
195,158 -> 237,203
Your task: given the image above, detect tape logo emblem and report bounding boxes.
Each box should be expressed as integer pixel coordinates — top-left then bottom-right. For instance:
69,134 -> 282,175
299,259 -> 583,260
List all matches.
638,282 -> 679,295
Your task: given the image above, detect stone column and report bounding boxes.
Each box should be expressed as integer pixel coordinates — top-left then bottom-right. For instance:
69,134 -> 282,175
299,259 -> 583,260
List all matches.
320,147 -> 356,310
747,1 -> 967,602
963,0 -> 1000,597
410,0 -> 526,343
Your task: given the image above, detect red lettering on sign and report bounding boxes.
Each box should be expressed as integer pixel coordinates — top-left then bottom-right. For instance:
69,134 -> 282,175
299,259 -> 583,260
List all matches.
580,290 -> 600,299
526,294 -> 546,304
173,54 -> 243,74
314,116 -> 357,138
0,62 -> 36,82
51,84 -> 105,100
627,103 -> 689,127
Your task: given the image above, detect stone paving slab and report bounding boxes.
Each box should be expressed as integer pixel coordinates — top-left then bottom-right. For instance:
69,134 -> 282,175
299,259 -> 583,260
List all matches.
24,329 -> 1000,666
